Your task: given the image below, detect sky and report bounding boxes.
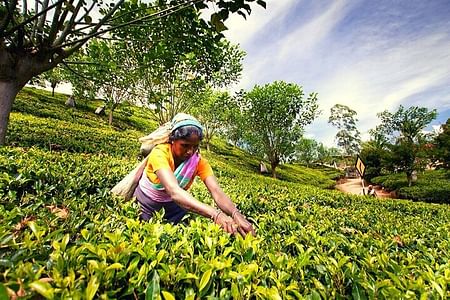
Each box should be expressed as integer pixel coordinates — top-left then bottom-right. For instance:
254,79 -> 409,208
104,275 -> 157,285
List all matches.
218,0 -> 450,147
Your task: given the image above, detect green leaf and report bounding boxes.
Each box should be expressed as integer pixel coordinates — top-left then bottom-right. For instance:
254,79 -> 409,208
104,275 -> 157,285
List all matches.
198,269 -> 212,293
28,221 -> 39,239
30,281 -> 54,299
0,283 -> 8,300
310,289 -> 321,300
0,259 -> 13,268
210,13 -> 228,32
81,229 -> 89,240
431,281 -> 444,298
61,234 -> 70,251
161,291 -> 175,300
106,263 -> 124,271
145,271 -> 160,300
352,284 -> 367,300
84,15 -> 92,24
86,275 -> 99,300
257,0 -> 266,9
231,283 -> 240,299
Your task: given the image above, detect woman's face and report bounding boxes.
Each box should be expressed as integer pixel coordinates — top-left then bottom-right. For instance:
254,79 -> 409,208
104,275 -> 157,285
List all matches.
171,134 -> 200,161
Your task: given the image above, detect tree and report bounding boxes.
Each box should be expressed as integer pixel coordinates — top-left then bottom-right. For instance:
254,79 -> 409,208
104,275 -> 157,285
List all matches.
67,39 -> 135,125
373,105 -> 437,186
222,90 -> 248,147
0,0 -> 266,145
241,81 -> 319,178
360,140 -> 388,181
433,118 -> 450,169
328,104 -> 361,156
189,88 -> 232,151
43,67 -> 65,96
295,138 -> 318,167
108,1 -> 246,125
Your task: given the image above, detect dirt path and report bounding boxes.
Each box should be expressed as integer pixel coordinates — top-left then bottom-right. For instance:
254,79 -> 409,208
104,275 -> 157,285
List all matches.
335,178 -> 393,198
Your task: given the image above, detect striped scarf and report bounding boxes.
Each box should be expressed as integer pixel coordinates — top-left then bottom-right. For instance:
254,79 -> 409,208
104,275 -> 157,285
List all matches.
138,153 -> 200,202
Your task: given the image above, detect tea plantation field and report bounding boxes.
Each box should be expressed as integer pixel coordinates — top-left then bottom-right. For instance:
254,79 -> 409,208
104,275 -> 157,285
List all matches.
0,88 -> 449,299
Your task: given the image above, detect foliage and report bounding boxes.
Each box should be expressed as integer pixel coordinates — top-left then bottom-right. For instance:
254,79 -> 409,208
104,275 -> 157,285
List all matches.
294,138 -> 318,167
108,1 -> 246,125
241,81 -> 319,178
360,141 -> 389,181
189,88 -> 232,151
1,87 -> 449,298
328,104 -> 361,156
372,169 -> 450,204
1,145 -> 449,298
221,92 -> 248,147
0,0 -> 265,145
371,105 -> 437,186
433,118 -> 450,169
68,39 -> 136,125
316,144 -> 341,166
14,87 -> 156,132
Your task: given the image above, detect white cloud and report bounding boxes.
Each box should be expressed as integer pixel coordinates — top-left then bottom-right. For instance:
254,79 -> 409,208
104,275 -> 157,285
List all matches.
188,0 -> 450,148
275,0 -> 352,61
222,0 -> 298,45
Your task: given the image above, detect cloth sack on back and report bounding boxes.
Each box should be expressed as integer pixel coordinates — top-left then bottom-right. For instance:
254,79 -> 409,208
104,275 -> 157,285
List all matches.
110,113 -> 201,200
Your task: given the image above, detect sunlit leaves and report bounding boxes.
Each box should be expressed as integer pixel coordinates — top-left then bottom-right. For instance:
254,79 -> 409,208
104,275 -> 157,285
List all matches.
240,81 -> 320,177
1,88 -> 449,299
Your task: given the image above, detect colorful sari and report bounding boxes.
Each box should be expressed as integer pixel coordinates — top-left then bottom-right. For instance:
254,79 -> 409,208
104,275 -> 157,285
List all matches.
137,153 -> 200,202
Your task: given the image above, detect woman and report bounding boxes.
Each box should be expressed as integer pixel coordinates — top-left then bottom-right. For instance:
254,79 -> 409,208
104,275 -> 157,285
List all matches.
367,185 -> 377,197
134,114 -> 255,237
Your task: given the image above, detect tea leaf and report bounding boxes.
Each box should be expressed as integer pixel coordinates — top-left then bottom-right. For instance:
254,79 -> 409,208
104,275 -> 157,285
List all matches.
106,263 -> 124,271
352,284 -> 367,300
86,275 -> 99,300
146,271 -> 160,300
0,283 -> 8,300
30,281 -> 54,299
199,269 -> 212,293
161,291 -> 175,300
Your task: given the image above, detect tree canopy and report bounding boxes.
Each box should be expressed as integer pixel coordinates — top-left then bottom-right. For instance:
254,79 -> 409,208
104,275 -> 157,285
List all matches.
328,104 -> 361,156
240,81 -> 319,178
0,0 -> 266,144
371,105 -> 437,186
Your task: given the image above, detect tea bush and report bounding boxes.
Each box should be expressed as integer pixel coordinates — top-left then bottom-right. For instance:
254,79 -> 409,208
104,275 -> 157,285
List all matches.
372,170 -> 450,204
1,89 -> 449,299
1,146 -> 449,299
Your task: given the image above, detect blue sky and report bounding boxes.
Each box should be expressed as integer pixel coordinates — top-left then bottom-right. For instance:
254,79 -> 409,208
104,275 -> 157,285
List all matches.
221,0 -> 450,147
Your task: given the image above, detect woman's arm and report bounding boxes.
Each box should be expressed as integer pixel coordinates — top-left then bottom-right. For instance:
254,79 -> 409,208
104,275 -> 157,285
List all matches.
203,176 -> 255,236
156,168 -> 238,234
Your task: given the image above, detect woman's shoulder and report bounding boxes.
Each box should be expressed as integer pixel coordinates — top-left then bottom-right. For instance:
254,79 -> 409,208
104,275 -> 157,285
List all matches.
149,143 -> 171,158
154,143 -> 170,151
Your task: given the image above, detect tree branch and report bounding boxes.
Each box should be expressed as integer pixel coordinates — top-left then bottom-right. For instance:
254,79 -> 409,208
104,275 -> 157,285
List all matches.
37,0 -> 49,34
61,0 -> 199,54
1,0 -> 66,38
74,0 -> 96,25
0,0 -> 18,34
53,0 -> 84,46
47,0 -> 65,43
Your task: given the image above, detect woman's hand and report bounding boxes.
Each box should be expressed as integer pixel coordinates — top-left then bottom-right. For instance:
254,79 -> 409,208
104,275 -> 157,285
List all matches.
232,211 -> 256,237
214,212 -> 239,235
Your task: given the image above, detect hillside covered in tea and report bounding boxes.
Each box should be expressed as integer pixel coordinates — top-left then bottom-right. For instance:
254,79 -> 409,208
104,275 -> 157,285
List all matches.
0,88 -> 449,299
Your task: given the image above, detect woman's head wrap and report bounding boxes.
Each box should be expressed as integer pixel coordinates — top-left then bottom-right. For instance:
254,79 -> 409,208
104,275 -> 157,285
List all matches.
170,113 -> 203,133
139,113 -> 202,156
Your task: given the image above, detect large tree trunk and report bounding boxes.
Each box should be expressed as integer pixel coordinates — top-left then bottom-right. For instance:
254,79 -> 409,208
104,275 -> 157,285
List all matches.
0,81 -> 20,145
0,47 -> 59,145
271,161 -> 278,179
